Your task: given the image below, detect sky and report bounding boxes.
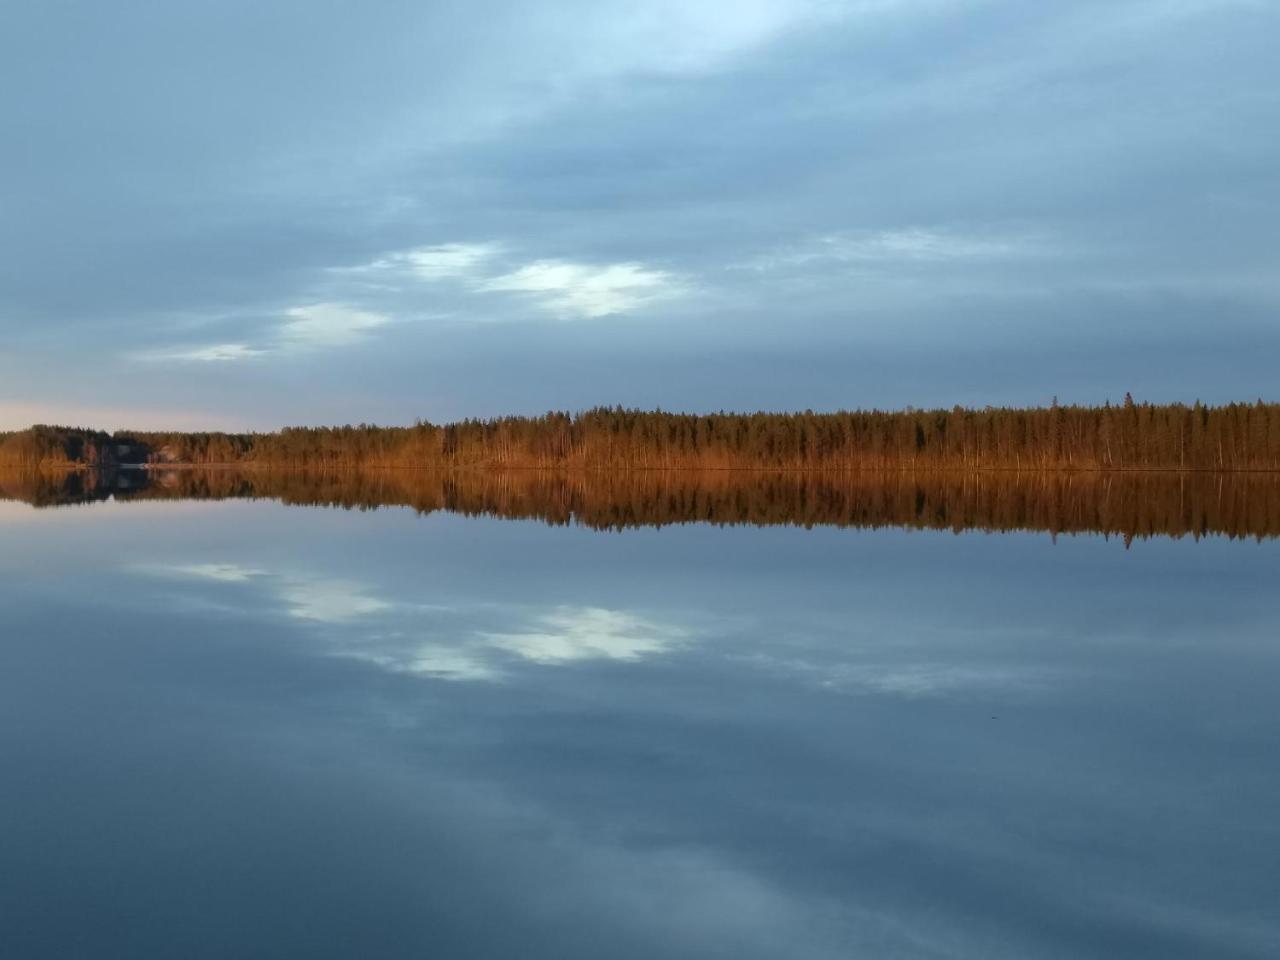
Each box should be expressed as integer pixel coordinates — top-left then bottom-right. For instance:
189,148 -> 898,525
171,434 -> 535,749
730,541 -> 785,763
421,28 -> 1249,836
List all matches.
1,0 -> 1277,431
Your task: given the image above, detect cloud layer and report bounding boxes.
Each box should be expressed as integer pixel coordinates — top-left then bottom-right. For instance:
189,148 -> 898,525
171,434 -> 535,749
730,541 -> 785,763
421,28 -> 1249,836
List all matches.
2,1 -> 1278,426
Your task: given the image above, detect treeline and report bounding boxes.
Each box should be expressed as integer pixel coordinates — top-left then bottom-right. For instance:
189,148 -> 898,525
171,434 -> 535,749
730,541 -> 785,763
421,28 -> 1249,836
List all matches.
0,425 -> 118,467
4,466 -> 1279,541
5,398 -> 1280,471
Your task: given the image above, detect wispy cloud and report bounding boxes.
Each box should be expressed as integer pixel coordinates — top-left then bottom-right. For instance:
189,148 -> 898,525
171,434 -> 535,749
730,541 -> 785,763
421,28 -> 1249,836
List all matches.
133,241 -> 678,365
337,242 -> 682,319
171,563 -> 267,583
134,342 -> 267,363
339,242 -> 500,283
403,243 -> 500,281
479,260 -> 677,319
279,302 -> 391,348
825,228 -> 1032,262
11,0 -> 1279,412
391,643 -> 500,682
744,226 -> 1050,272
132,302 -> 391,365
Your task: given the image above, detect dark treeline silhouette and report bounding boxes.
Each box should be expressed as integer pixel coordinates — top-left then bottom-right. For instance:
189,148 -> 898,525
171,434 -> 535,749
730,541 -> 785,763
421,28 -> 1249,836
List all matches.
4,398 -> 1280,471
4,466 -> 1279,542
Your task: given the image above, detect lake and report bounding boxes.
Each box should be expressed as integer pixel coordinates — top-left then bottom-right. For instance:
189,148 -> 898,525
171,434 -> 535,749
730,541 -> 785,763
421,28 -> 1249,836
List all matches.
2,471 -> 1277,958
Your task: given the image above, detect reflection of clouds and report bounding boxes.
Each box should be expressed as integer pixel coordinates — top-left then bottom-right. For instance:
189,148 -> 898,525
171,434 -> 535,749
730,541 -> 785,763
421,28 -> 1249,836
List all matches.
481,607 -> 687,665
544,841 -> 884,960
141,561 -> 692,681
143,561 -> 1059,699
402,645 -> 499,682
157,563 -> 390,622
338,632 -> 501,683
280,580 -> 391,623
337,607 -> 690,682
740,651 -> 1054,700
830,663 -> 1051,698
148,562 -> 1058,700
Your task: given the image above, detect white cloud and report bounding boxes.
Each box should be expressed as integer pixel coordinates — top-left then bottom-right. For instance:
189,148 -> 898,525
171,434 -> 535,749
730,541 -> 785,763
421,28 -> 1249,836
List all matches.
135,342 -> 266,363
131,302 -> 392,364
404,243 -> 499,281
343,243 -> 681,319
280,302 -> 391,348
479,260 -> 676,318
171,562 -> 267,583
745,226 -> 1050,272
342,242 -> 499,282
256,244 -> 684,336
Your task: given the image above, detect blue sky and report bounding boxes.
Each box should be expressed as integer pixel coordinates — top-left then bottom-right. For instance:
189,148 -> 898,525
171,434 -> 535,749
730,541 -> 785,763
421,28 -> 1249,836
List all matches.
2,0 -> 1276,430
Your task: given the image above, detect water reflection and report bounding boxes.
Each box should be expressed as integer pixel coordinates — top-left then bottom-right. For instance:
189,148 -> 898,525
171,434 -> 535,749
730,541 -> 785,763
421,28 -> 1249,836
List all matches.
150,559 -> 694,681
1,491 -> 1277,958
4,465 -> 1280,539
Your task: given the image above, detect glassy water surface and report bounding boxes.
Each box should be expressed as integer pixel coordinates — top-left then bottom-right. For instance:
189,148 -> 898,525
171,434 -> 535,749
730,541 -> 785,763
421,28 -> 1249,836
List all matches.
2,474 -> 1277,958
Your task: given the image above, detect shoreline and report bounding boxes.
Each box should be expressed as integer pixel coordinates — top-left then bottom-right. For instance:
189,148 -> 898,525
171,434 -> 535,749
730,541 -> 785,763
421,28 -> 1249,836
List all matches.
7,462 -> 1280,476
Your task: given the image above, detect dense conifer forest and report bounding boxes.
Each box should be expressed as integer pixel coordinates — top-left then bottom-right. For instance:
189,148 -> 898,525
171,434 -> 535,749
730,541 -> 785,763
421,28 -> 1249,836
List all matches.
3,398 -> 1280,471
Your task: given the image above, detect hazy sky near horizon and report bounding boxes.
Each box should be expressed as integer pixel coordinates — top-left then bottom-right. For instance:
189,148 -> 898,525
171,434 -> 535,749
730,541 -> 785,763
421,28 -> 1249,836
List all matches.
2,0 -> 1277,430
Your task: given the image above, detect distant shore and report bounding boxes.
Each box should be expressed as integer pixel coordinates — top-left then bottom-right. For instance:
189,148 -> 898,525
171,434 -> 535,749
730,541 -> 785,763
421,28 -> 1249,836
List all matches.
3,400 -> 1279,473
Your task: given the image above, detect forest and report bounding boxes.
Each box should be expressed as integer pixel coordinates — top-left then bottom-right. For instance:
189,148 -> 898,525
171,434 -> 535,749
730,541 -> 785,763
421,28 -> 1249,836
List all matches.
3,398 -> 1280,471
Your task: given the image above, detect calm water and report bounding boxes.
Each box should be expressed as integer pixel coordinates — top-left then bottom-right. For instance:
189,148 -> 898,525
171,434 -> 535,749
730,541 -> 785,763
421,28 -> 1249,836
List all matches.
1,488 -> 1278,958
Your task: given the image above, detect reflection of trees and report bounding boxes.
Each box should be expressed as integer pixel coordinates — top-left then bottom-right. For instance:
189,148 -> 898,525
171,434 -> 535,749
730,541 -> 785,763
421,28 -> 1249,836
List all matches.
4,467 -> 1280,541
